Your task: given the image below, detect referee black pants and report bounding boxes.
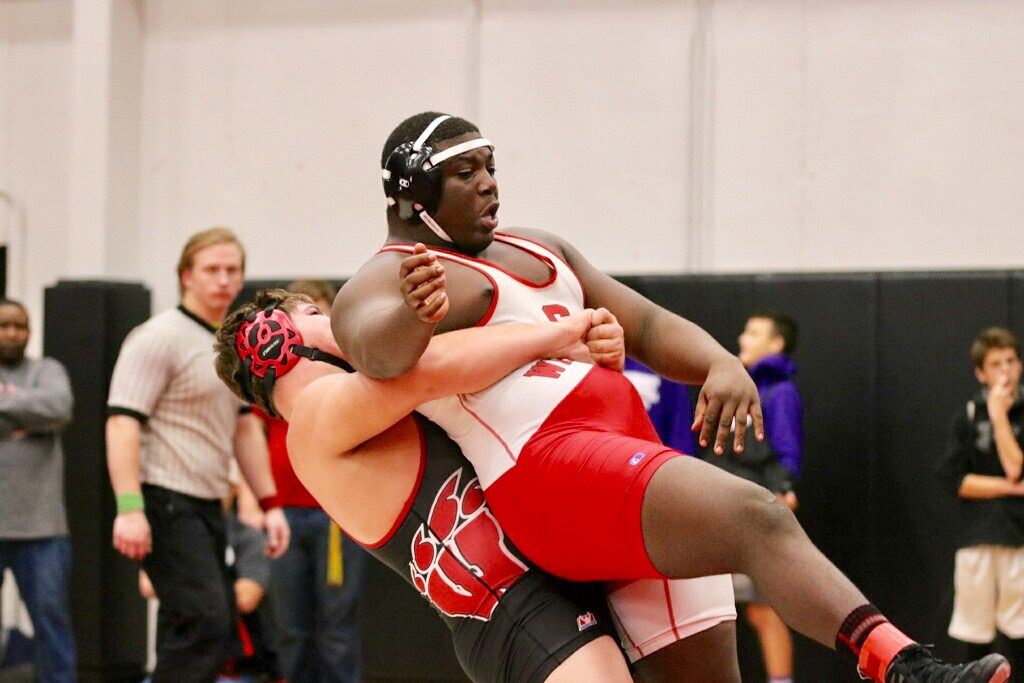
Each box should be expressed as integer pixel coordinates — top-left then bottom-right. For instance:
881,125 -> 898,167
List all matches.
143,484 -> 235,683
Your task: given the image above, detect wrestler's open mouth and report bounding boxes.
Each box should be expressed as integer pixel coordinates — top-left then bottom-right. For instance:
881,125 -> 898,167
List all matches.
481,202 -> 499,230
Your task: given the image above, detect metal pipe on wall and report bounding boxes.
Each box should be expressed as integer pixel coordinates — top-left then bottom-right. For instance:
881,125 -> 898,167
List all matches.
686,0 -> 715,273
0,189 -> 27,300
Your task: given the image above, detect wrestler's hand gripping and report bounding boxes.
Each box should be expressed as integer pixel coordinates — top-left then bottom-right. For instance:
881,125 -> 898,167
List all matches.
400,243 -> 449,324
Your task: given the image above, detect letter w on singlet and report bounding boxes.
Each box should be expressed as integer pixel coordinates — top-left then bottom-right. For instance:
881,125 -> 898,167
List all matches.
409,470 -> 527,620
524,360 -> 566,379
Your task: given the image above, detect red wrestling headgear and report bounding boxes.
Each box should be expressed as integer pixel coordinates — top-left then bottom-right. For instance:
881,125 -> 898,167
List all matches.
237,307 -> 302,380
235,304 -> 352,417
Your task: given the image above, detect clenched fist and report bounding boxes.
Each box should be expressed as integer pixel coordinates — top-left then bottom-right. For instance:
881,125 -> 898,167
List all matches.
113,510 -> 152,560
400,243 -> 449,324
585,308 -> 625,371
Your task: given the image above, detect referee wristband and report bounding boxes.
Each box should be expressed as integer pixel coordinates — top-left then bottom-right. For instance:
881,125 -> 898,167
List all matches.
258,494 -> 283,512
116,492 -> 145,515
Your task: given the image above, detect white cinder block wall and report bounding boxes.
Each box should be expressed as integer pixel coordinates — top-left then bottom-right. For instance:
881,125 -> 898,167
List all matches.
3,0 -> 1024,350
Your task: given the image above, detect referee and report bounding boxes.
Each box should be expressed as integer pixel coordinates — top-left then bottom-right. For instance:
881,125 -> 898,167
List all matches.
105,227 -> 289,682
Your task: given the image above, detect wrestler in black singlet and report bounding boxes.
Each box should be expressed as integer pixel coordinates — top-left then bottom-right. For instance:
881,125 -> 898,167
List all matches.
360,416 -> 614,682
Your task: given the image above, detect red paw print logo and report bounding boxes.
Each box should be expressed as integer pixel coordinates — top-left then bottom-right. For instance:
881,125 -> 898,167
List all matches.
409,469 -> 528,621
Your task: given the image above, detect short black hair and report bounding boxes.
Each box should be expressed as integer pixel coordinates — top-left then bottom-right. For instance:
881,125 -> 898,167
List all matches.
381,112 -> 481,167
750,311 -> 799,354
0,299 -> 28,316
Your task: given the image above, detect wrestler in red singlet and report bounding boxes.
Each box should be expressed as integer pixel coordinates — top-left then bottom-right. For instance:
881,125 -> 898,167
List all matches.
380,234 -> 736,661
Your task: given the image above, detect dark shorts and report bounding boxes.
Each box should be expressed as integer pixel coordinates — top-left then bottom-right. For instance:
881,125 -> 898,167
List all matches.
453,570 -> 614,683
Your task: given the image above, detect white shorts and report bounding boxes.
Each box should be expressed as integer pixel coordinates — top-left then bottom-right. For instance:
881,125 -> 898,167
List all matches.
605,575 -> 737,663
948,545 -> 1024,643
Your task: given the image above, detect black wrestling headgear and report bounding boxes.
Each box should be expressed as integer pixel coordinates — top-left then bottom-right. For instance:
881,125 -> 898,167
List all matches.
381,114 -> 493,243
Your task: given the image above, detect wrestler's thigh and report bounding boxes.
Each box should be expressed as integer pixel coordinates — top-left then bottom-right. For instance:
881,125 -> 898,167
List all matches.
544,635 -> 632,683
632,622 -> 740,683
641,456 -> 778,578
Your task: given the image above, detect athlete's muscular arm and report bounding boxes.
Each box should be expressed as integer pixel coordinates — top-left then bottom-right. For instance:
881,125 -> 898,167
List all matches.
290,415 -> 424,546
294,315 -> 592,460
510,227 -> 764,455
334,245 -> 490,379
332,255 -> 438,379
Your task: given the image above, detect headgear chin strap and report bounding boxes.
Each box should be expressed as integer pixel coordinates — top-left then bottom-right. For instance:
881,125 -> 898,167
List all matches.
235,305 -> 353,418
381,114 -> 494,243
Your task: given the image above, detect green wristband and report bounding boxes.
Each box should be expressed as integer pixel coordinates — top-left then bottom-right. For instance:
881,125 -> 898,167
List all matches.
116,492 -> 145,515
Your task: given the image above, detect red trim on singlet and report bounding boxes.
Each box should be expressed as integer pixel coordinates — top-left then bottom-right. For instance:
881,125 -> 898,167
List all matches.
608,601 -> 644,657
663,579 -> 683,640
377,245 -> 501,328
473,269 -> 500,327
379,236 -> 557,289
456,395 -> 517,464
361,419 -> 428,550
496,231 -> 589,305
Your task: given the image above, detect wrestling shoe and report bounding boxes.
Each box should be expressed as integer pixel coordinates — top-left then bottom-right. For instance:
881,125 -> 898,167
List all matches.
883,644 -> 1010,683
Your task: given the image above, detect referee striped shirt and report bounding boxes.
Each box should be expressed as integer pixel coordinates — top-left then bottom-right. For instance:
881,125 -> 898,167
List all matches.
108,306 -> 247,500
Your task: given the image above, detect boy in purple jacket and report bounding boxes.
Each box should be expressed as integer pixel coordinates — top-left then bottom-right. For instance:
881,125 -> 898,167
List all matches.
714,312 -> 804,683
735,313 -> 804,496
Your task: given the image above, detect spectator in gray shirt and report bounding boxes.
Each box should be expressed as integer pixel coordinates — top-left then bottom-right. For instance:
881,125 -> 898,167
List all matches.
0,298 -> 76,682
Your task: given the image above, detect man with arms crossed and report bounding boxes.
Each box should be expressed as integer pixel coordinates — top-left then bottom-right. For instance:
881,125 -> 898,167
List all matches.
0,299 -> 76,682
106,228 -> 289,682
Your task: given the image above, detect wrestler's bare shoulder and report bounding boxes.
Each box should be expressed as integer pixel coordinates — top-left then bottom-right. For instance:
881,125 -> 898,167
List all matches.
331,253 -> 405,328
502,227 -> 572,260
344,250 -> 405,287
285,376 -> 423,543
287,372 -> 422,463
285,373 -> 357,461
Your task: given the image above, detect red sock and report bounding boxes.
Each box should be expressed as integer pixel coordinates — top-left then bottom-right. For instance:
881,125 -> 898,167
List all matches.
858,623 -> 916,681
835,604 -> 915,681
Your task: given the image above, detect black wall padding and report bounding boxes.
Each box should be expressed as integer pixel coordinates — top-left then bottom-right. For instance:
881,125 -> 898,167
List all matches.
870,274 -> 1012,649
616,271 -> 1024,682
626,273 -> 877,574
359,559 -> 467,681
1012,273 -> 1024,332
623,273 -> 879,681
44,281 -> 151,682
